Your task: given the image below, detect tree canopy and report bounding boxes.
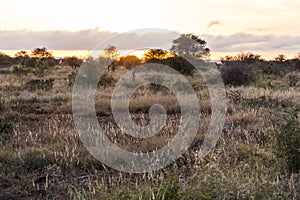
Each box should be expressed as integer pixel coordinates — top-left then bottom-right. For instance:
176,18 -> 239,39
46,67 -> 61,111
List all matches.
31,47 -> 53,59
143,49 -> 169,61
103,45 -> 119,61
118,55 -> 141,69
170,33 -> 210,59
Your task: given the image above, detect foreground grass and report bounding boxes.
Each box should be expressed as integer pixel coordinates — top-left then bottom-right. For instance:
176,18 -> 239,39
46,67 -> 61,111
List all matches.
0,66 -> 299,199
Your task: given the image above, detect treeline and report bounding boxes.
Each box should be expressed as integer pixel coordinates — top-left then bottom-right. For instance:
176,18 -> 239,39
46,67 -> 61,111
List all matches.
219,52 -> 300,86
0,47 -> 84,69
1,33 -> 300,87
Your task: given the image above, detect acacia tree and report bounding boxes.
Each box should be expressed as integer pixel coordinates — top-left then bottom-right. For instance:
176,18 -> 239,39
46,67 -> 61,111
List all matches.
118,55 -> 140,69
170,33 -> 210,59
15,50 -> 29,58
14,50 -> 29,65
102,45 -> 119,72
143,49 -> 169,61
274,54 -> 286,62
28,47 -> 56,70
31,47 -> 53,59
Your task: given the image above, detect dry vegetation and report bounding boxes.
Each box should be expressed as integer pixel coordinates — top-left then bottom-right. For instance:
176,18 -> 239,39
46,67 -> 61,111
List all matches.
0,63 -> 299,200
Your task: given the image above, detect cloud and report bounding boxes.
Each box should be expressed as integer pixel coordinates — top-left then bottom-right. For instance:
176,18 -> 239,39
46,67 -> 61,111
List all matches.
201,33 -> 300,52
207,20 -> 221,28
0,28 -> 114,50
0,29 -> 299,54
0,29 -> 179,51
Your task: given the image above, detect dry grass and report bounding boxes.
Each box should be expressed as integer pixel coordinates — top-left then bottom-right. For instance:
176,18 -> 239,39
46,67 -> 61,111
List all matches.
0,66 -> 299,199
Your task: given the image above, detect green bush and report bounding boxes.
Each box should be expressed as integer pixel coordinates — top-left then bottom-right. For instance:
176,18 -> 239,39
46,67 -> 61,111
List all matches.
274,108 -> 300,173
68,72 -> 117,88
12,65 -> 32,75
22,149 -> 54,172
98,74 -> 117,88
24,79 -> 54,91
0,118 -> 13,134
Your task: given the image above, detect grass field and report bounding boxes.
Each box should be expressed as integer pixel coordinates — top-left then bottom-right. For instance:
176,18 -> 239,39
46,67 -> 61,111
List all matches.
0,64 -> 299,199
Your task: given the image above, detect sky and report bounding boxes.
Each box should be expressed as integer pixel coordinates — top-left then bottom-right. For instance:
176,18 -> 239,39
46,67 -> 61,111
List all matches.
0,0 -> 299,59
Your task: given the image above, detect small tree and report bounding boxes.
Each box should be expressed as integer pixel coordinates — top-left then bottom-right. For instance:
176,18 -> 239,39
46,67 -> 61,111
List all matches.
102,45 -> 119,72
14,50 -> 29,65
118,55 -> 141,69
274,54 -> 286,62
143,49 -> 169,61
31,47 -> 53,59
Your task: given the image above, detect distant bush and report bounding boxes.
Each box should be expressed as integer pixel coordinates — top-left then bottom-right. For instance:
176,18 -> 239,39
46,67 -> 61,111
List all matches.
287,73 -> 300,87
24,57 -> 38,68
221,61 -> 258,86
12,65 -> 32,75
0,53 -> 13,68
68,71 -> 117,88
24,79 -> 54,91
262,61 -> 299,76
63,56 -> 83,68
98,74 -> 117,88
67,72 -> 77,86
145,56 -> 197,75
0,97 -> 13,135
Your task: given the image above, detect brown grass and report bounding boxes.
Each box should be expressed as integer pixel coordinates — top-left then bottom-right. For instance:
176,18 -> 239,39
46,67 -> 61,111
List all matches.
0,65 -> 299,199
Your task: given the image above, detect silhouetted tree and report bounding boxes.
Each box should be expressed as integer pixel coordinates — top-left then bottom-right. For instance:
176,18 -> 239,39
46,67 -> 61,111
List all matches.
31,47 -> 53,59
15,50 -> 29,58
274,54 -> 286,62
143,49 -> 169,61
14,50 -> 29,65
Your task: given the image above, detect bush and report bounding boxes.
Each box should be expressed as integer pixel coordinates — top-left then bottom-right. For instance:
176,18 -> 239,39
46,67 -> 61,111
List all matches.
24,79 -> 54,91
0,98 -> 12,135
98,74 -> 117,88
0,53 -> 13,68
22,149 -> 54,171
221,61 -> 257,86
274,108 -> 300,173
0,118 -> 13,135
24,57 -> 38,68
68,72 -> 117,88
262,61 -> 298,76
288,73 -> 300,87
63,56 -> 83,68
12,65 -> 32,75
